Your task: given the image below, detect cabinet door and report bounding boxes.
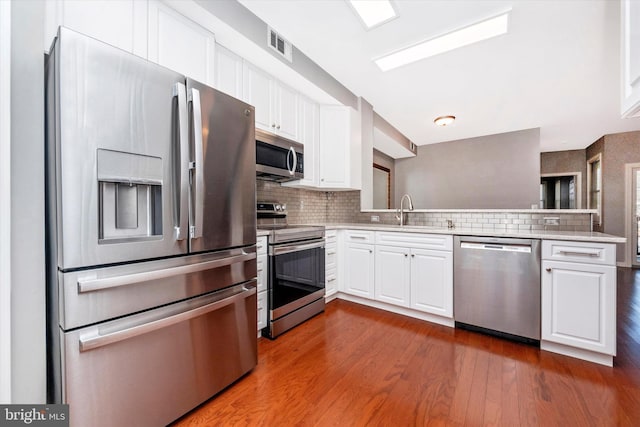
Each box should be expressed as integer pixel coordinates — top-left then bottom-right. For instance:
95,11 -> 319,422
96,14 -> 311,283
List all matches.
148,1 -> 215,85
214,43 -> 243,99
285,96 -> 319,187
319,106 -> 349,187
375,245 -> 410,307
542,260 -> 616,355
410,249 -> 453,318
274,83 -> 299,141
344,243 -> 374,299
44,0 -> 147,56
242,62 -> 273,132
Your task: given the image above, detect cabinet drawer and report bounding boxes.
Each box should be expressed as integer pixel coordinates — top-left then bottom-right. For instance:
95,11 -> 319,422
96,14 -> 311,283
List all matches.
257,254 -> 268,292
257,290 -> 267,330
542,240 -> 616,266
326,269 -> 337,285
325,229 -> 337,239
326,244 -> 337,270
345,230 -> 375,243
376,232 -> 452,251
256,236 -> 268,255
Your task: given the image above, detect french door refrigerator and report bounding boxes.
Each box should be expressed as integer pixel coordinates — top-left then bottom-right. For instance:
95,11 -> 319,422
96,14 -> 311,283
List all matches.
45,27 -> 257,427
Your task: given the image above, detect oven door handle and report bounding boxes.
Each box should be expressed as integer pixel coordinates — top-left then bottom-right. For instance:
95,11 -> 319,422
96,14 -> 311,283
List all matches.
270,240 -> 325,256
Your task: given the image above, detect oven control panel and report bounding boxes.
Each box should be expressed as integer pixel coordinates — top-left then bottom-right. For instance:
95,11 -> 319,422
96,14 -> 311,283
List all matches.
257,202 -> 287,216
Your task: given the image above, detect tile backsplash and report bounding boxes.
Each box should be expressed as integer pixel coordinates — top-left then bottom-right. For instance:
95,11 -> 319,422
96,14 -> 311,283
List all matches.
256,180 -> 593,232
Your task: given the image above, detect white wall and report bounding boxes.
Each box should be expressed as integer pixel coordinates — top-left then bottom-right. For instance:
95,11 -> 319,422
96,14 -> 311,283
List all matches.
0,0 -> 12,405
9,0 -> 46,403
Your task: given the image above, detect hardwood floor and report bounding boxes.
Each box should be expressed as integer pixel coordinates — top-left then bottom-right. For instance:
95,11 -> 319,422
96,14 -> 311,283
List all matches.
174,268 -> 640,426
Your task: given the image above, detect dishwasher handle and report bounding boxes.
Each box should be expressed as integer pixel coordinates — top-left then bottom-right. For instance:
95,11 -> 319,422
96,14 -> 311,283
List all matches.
460,241 -> 532,254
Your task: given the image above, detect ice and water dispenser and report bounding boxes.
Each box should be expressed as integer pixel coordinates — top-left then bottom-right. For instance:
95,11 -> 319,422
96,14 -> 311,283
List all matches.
97,149 -> 163,242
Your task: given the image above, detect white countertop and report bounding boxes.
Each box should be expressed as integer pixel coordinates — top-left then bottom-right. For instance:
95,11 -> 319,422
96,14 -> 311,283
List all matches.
320,223 -> 626,243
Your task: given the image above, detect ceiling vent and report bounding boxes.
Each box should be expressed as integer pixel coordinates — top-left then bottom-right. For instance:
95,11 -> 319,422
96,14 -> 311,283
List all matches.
267,27 -> 293,62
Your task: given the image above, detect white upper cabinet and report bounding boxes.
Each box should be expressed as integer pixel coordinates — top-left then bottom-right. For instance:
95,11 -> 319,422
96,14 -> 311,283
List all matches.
283,95 -> 319,188
213,43 -> 243,100
243,62 -> 299,141
44,0 -> 147,56
319,106 -> 362,190
147,1 -> 215,85
242,62 -> 273,131
622,0 -> 640,118
273,83 -> 299,141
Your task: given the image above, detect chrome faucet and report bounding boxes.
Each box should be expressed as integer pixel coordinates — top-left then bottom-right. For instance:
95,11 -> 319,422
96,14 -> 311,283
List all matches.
396,194 -> 414,226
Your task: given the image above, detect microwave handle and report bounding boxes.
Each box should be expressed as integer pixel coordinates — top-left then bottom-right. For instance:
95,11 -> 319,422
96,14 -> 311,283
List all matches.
287,147 -> 297,176
190,88 -> 204,239
173,82 -> 189,241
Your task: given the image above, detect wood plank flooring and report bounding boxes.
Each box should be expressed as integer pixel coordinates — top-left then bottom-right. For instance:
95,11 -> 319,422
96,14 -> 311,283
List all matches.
173,268 -> 640,426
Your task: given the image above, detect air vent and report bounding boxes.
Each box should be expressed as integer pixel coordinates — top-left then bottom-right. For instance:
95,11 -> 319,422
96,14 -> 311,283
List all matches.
267,27 -> 293,62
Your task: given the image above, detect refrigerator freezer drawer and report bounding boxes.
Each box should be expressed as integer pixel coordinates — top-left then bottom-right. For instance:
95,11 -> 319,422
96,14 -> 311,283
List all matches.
59,248 -> 256,330
60,283 -> 257,427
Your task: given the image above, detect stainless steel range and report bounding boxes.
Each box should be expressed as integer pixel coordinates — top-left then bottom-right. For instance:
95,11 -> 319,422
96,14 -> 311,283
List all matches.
257,202 -> 325,338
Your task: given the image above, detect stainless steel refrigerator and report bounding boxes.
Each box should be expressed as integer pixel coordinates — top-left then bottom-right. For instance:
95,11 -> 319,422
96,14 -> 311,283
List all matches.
45,27 -> 257,426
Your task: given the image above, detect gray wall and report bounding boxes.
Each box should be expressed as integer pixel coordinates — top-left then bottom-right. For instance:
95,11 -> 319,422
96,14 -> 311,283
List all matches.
10,0 -> 46,403
395,128 -> 541,209
587,131 -> 640,263
540,149 -> 587,208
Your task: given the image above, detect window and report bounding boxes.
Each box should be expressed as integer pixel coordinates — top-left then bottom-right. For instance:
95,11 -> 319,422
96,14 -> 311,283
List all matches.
587,154 -> 602,225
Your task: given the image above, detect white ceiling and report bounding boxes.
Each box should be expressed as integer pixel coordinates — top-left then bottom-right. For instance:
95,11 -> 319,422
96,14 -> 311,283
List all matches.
238,0 -> 640,152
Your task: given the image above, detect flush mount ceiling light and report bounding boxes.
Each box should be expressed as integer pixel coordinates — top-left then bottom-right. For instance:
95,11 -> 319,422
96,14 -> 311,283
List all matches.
434,115 -> 456,126
348,0 -> 398,30
374,10 -> 510,71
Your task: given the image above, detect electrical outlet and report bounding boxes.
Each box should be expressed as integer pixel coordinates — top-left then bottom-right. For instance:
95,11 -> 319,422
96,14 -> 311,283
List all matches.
371,215 -> 380,223
300,200 -> 304,210
544,217 -> 560,226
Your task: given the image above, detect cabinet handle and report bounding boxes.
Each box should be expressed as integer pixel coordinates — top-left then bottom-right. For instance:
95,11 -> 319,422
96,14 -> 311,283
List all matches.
546,268 -> 552,272
369,250 -> 372,253
328,278 -> 336,282
411,254 -> 415,258
276,125 -> 281,129
404,254 -> 408,257
558,250 -> 600,257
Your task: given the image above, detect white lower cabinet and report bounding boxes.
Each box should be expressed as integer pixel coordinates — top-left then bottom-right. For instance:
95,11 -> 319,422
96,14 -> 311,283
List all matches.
339,230 -> 453,325
374,234 -> 453,318
342,230 -> 375,299
375,246 -> 410,306
256,236 -> 268,335
409,249 -> 453,317
325,230 -> 338,299
541,240 -> 617,365
343,242 -> 375,299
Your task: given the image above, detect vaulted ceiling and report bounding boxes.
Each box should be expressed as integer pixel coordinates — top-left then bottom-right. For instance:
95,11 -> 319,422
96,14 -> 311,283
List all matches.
239,0 -> 640,152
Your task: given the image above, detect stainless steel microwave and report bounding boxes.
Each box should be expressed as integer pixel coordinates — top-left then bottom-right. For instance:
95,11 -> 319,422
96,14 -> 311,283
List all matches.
255,128 -> 304,182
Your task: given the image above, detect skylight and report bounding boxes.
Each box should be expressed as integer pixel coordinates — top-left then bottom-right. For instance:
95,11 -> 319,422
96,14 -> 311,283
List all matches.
374,11 -> 510,72
348,0 -> 397,29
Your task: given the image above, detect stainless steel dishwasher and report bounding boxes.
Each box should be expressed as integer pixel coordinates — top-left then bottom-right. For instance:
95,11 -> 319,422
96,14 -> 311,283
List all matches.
454,236 -> 541,343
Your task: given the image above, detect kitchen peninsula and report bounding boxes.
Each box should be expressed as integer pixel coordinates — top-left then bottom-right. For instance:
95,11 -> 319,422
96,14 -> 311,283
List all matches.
318,217 -> 623,367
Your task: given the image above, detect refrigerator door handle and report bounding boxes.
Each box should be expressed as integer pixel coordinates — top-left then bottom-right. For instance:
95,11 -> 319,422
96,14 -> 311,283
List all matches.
173,82 -> 189,241
78,285 -> 256,352
77,252 -> 257,293
189,88 -> 204,239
